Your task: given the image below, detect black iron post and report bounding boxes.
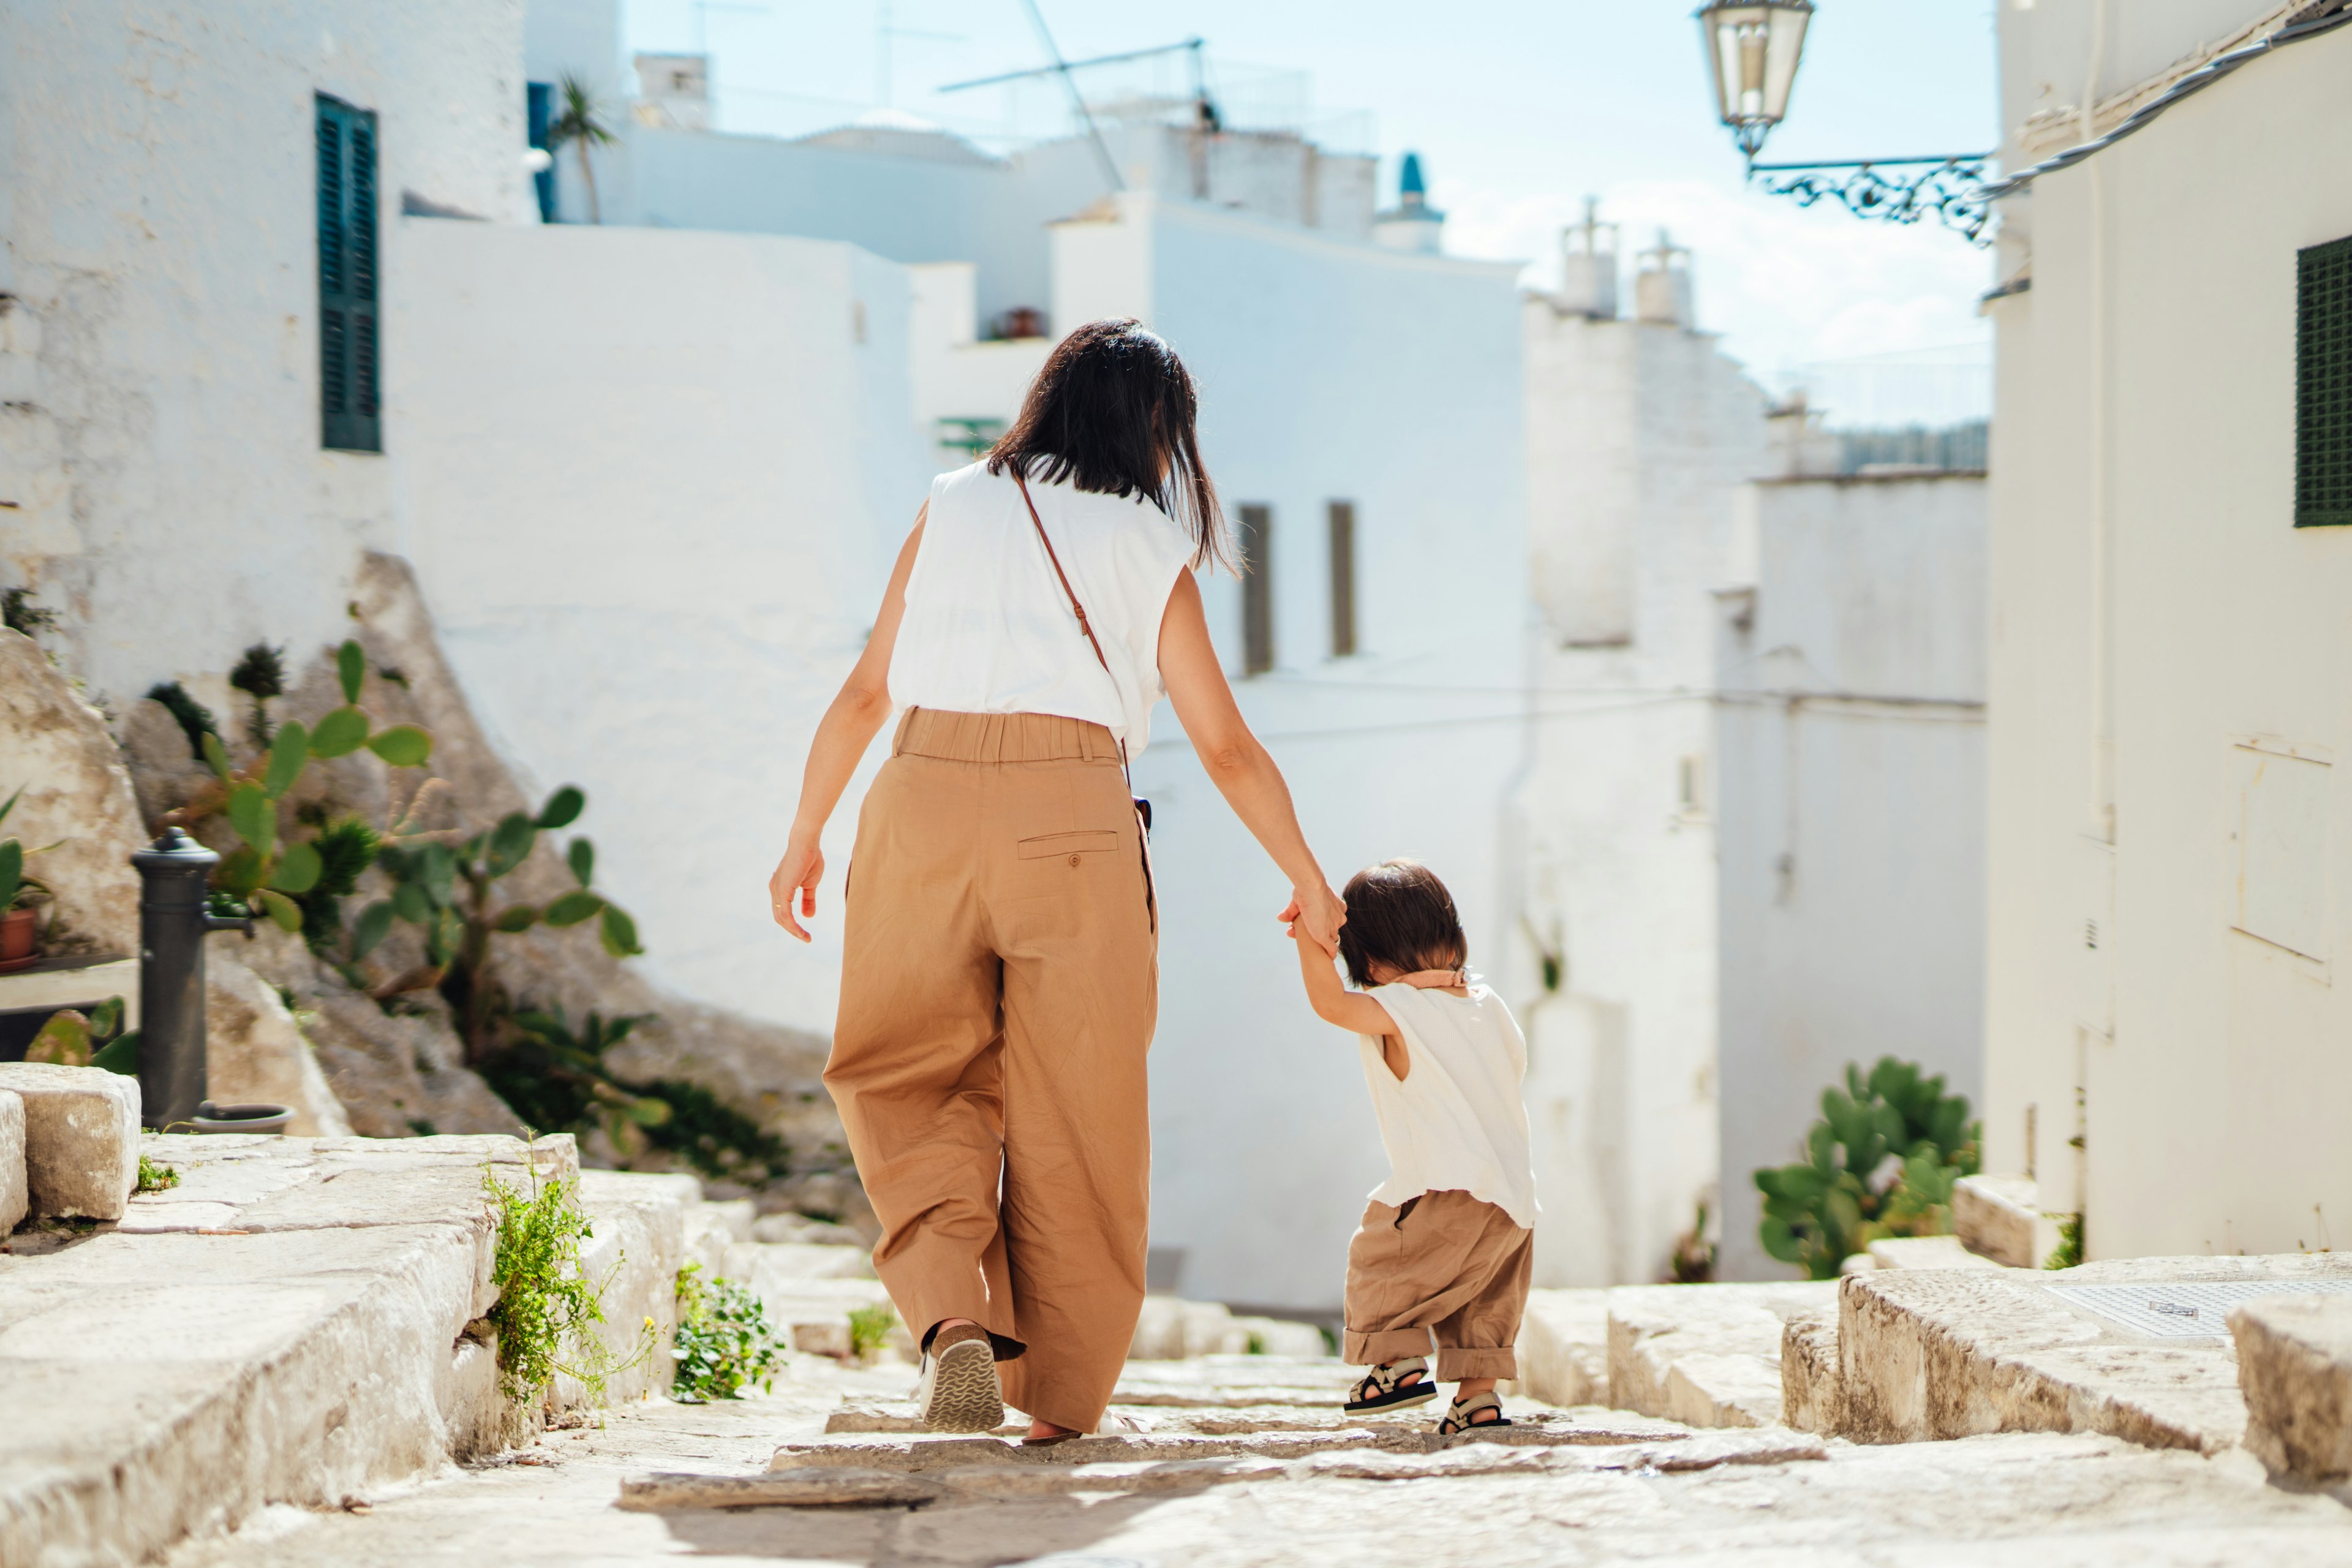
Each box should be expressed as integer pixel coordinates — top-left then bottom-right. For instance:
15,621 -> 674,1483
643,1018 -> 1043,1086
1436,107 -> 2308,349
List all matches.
131,828 -> 251,1129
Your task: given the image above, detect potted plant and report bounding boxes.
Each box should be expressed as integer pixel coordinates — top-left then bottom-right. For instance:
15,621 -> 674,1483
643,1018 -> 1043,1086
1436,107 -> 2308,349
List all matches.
0,785 -> 55,973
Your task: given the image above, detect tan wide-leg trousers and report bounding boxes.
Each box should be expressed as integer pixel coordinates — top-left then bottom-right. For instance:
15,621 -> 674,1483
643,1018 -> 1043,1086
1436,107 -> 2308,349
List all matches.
1343,1189 -> 1531,1381
826,709 -> 1158,1433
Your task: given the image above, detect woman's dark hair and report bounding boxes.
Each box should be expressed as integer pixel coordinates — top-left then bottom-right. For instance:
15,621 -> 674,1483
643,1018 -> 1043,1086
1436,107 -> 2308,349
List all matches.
986,318 -> 1232,571
1336,859 -> 1469,989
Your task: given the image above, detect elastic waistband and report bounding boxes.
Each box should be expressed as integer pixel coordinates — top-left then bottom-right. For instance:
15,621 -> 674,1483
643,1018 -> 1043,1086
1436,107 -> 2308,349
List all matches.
892,707 -> 1121,764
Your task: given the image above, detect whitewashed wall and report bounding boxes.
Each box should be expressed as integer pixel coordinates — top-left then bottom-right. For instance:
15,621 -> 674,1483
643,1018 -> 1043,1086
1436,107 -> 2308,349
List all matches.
1714,474 -> 1988,1281
392,222 -> 930,1031
1986,10 -> 2352,1258
0,0 -> 531,710
1515,297 -> 1770,1287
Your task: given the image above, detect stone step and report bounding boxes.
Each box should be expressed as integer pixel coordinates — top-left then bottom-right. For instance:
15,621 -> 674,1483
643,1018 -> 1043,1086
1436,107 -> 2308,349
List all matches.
0,1132 -> 703,1566
2231,1291 -> 2352,1483
1516,1286 -> 1608,1406
1607,1281 -> 1839,1428
1838,1252 -> 2352,1453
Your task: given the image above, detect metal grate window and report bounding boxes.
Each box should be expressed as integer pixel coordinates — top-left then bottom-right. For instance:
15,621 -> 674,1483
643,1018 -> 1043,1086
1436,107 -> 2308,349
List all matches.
2297,233 -> 2352,527
1327,500 -> 1357,657
1238,503 -> 1274,676
317,94 -> 381,453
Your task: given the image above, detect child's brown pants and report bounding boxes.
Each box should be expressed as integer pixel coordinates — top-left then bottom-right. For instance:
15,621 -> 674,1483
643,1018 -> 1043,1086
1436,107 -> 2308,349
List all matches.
1343,1189 -> 1531,1381
825,709 -> 1157,1434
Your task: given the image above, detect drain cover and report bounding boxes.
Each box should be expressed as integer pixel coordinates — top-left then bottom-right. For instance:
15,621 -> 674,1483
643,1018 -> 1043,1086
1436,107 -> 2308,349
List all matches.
2046,1278 -> 2352,1338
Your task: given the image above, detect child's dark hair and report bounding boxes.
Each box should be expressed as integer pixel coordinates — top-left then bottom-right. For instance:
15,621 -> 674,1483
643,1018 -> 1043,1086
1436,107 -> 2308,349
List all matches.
1337,859 -> 1468,989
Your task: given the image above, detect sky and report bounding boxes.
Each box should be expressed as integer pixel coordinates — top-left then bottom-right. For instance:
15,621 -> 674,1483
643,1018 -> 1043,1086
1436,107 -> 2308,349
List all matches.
625,1 -> 2001,412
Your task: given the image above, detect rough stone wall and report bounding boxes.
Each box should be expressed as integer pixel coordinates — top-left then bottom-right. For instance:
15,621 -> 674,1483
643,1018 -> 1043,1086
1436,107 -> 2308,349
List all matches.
0,630 -> 141,958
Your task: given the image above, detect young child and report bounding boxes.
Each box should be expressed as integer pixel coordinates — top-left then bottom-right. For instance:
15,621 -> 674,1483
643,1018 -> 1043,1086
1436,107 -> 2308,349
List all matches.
1289,858 -> 1537,1434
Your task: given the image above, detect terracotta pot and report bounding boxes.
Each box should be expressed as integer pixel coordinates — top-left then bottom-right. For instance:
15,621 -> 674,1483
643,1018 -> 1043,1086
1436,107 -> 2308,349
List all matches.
0,906 -> 37,973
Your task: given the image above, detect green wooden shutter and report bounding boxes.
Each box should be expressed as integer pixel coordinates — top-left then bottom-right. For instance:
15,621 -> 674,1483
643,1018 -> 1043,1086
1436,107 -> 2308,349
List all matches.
2296,233 -> 2352,527
317,94 -> 381,453
1239,503 -> 1275,676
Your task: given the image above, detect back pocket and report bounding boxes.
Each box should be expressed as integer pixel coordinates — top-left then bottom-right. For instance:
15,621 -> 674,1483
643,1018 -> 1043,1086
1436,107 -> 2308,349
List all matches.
1017,830 -> 1120,860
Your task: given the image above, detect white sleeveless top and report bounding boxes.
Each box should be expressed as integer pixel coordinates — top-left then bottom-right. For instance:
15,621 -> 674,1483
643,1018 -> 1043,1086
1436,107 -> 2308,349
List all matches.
889,462 -> 1197,753
1357,984 -> 1540,1229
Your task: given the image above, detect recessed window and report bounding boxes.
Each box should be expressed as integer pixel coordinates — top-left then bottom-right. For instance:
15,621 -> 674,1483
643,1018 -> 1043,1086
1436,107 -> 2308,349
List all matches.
1327,500 -> 1357,657
2296,233 -> 2352,527
316,94 -> 381,453
1238,503 -> 1274,676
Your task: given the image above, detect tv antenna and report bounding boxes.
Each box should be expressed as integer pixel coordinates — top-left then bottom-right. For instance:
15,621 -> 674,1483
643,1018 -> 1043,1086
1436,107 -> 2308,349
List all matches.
936,4 -> 1138,191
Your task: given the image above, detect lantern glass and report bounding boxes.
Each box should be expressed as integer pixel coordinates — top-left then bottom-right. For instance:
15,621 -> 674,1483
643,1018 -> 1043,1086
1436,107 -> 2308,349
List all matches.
1696,1 -> 1813,156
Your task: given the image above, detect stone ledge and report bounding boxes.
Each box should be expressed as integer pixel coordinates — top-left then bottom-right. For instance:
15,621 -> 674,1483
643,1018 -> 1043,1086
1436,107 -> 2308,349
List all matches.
2233,1292 -> 2352,1482
1839,1253 -> 2352,1453
0,1063 -> 138,1221
1954,1174 -> 2062,1270
0,1133 -> 586,1566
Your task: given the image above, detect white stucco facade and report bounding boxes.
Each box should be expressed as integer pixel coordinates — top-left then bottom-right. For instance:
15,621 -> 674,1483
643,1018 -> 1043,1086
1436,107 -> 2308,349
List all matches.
389,221 -> 931,1032
1513,273 -> 1771,1287
0,0 -> 533,713
1985,2 -> 2352,1257
1714,473 -> 1988,1281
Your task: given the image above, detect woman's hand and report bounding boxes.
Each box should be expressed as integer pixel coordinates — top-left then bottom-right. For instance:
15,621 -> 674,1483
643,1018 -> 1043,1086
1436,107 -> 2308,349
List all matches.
768,837 -> 824,942
1279,884 -> 1347,958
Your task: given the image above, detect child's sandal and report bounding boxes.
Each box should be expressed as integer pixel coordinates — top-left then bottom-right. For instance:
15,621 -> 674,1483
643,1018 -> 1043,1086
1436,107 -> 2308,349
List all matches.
1343,1356 -> 1438,1412
1438,1389 -> 1513,1436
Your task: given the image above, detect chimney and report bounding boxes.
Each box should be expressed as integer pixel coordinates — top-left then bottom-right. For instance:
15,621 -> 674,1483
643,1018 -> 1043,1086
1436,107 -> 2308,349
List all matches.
1374,151 -> 1446,254
1634,228 -> 1694,328
633,52 -> 710,131
1557,197 -> 1619,318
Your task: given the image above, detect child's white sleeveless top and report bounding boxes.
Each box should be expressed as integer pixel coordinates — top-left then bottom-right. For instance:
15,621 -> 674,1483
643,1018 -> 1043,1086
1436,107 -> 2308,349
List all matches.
1357,984 -> 1539,1228
888,461 -> 1196,753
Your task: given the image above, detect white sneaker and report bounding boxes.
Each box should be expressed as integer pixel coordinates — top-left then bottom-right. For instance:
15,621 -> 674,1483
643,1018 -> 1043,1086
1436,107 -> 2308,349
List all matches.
914,1327 -> 1003,1434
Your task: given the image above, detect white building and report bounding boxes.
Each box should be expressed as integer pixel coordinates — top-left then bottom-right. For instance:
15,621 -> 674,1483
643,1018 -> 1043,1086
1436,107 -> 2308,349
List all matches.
1983,0 -> 2352,1259
0,0 -> 536,702
1713,464 -> 1988,1281
1513,221 -> 1771,1287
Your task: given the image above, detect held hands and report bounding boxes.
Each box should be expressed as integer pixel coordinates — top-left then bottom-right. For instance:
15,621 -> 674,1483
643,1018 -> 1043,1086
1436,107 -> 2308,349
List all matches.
1279,883 -> 1347,957
767,837 -> 824,943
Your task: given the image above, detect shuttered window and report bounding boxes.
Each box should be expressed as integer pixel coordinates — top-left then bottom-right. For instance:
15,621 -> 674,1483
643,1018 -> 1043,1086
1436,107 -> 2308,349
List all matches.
317,94 -> 381,453
1327,500 -> 1357,657
1238,504 -> 1275,676
2297,233 -> 2352,527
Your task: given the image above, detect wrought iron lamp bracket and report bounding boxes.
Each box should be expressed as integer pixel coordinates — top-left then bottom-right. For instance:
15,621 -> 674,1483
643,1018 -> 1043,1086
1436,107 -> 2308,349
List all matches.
1746,153 -> 1997,246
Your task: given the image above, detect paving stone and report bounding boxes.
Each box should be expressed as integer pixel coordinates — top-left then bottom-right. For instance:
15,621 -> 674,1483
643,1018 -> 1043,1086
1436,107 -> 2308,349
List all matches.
2232,1292 -> 2352,1482
1606,1281 -> 1837,1428
1841,1251 -> 2352,1453
1518,1286 -> 1608,1406
0,1090 -> 24,1235
1954,1174 -> 2062,1269
619,1466 -> 943,1509
933,1454 -> 1289,1498
0,1061 -> 140,1220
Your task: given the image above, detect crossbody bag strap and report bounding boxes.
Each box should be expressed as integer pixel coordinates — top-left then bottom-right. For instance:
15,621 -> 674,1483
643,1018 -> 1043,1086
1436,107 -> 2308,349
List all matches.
1014,472 -> 1130,770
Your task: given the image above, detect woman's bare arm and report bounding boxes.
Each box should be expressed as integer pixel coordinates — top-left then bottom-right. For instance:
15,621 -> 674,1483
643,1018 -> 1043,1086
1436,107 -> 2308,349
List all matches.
1159,570 -> 1346,954
767,510 -> 924,941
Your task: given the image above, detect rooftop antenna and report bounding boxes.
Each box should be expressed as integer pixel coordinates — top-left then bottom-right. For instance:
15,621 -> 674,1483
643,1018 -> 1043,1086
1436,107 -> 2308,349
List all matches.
876,2 -> 965,108
1017,0 -> 1124,192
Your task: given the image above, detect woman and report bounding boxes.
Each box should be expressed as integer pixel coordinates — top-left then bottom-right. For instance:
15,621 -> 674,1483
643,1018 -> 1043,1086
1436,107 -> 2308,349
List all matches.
769,319 -> 1345,1444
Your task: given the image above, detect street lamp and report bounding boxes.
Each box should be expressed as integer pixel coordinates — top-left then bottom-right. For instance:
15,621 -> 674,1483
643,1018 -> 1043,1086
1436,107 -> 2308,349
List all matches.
1694,0 -> 1996,246
1697,1 -> 1812,158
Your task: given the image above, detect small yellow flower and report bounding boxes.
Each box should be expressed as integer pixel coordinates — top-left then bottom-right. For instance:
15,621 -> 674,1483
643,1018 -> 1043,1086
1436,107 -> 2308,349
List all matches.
644,1316 -> 656,1330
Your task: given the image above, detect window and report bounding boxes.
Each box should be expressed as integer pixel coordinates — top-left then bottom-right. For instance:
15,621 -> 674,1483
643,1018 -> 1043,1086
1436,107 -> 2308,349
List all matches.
2297,233 -> 2352,527
1327,500 -> 1357,657
526,82 -> 556,223
316,94 -> 380,453
1238,503 -> 1274,676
